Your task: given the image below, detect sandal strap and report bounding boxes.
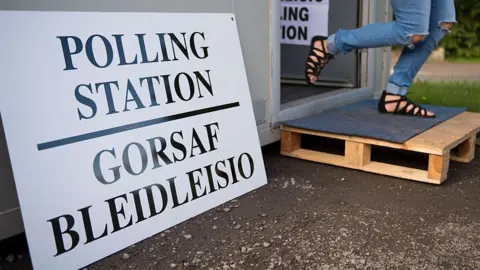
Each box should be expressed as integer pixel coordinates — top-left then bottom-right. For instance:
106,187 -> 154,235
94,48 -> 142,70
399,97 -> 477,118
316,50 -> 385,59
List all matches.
305,52 -> 332,75
405,97 -> 429,116
387,95 -> 428,116
311,45 -> 334,61
305,36 -> 334,80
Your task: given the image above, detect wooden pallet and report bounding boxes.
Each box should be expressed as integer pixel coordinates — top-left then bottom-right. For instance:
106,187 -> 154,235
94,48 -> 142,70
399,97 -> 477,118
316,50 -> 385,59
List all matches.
280,111 -> 480,185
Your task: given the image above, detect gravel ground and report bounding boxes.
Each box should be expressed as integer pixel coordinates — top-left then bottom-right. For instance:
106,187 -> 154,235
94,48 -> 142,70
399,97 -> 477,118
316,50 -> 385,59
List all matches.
2,142 -> 480,270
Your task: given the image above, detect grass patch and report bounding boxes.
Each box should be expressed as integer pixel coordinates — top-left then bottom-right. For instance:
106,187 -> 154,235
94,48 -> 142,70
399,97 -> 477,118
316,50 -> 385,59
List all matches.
407,81 -> 480,112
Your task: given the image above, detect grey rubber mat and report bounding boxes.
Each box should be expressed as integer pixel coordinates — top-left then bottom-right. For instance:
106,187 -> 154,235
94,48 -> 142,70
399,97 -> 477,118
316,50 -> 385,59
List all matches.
281,99 -> 466,144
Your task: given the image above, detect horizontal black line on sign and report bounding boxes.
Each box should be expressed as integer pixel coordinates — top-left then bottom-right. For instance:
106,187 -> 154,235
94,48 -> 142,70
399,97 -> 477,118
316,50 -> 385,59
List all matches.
37,102 -> 240,151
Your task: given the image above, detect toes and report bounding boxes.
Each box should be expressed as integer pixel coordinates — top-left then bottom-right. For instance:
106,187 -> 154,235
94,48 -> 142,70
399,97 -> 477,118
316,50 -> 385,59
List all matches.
421,108 -> 434,117
306,39 -> 329,83
421,109 -> 435,117
306,69 -> 316,83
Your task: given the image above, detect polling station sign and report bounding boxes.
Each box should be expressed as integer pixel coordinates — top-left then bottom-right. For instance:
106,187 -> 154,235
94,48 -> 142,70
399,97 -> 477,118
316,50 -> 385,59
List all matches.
0,11 -> 267,270
280,0 -> 330,45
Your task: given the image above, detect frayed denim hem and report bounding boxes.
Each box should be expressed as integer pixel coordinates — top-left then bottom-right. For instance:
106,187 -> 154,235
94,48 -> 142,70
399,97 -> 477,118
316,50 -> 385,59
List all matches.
327,34 -> 340,55
385,82 -> 408,95
438,19 -> 457,34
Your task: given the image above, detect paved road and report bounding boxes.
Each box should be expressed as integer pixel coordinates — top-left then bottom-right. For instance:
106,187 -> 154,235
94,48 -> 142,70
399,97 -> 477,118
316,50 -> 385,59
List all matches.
390,61 -> 480,82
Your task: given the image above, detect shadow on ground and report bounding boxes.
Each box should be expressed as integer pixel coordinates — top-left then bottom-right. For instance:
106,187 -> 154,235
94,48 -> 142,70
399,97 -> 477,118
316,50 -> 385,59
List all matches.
2,142 -> 480,270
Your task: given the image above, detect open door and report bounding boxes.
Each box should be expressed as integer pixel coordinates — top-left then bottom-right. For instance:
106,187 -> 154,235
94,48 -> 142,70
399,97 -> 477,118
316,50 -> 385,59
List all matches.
280,0 -> 361,104
275,0 -> 391,125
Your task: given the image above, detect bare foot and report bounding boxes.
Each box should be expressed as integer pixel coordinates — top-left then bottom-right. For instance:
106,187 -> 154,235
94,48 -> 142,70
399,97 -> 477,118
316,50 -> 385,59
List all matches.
305,37 -> 331,84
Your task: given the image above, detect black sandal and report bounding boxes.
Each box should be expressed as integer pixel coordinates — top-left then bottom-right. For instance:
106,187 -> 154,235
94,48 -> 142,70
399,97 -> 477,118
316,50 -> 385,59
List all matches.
377,90 -> 436,118
305,35 -> 334,85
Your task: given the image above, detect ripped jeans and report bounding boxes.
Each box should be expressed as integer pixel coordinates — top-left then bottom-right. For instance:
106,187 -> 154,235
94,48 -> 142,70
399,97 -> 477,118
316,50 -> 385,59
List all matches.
326,0 -> 456,95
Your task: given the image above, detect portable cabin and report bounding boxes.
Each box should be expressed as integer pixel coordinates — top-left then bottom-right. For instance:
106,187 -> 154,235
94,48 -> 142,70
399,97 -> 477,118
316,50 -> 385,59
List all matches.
0,0 -> 391,241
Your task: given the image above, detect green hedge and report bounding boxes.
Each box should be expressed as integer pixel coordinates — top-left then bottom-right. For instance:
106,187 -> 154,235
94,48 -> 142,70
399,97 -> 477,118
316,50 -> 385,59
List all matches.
391,0 -> 480,59
439,0 -> 480,58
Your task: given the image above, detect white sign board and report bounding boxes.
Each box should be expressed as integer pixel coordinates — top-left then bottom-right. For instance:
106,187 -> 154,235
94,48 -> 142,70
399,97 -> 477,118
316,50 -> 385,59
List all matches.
0,11 -> 267,270
280,0 -> 330,45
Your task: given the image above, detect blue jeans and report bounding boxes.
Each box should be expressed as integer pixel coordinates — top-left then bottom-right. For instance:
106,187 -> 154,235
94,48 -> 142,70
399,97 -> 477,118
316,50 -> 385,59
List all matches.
327,0 -> 456,95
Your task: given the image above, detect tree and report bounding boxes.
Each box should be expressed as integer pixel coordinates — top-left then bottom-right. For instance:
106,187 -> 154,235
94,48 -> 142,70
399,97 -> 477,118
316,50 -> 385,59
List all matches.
440,0 -> 480,58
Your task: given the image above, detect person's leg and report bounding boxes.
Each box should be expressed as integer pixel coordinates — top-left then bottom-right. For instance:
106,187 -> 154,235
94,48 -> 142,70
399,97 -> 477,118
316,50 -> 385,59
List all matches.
305,0 -> 431,84
387,0 -> 456,93
381,0 -> 456,117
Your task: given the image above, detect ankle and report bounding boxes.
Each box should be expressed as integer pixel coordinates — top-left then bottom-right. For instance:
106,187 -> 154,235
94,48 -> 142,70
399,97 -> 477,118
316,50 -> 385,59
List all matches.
381,90 -> 400,100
